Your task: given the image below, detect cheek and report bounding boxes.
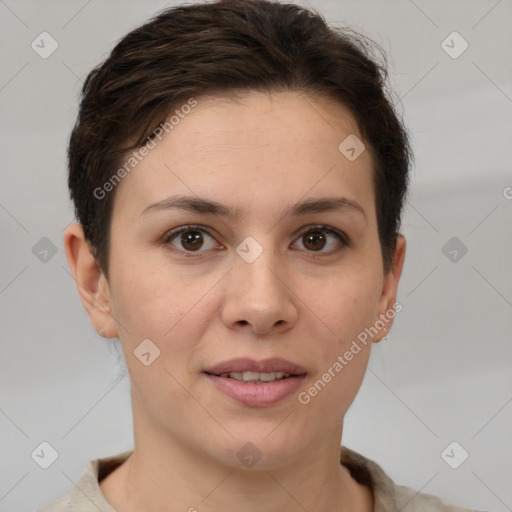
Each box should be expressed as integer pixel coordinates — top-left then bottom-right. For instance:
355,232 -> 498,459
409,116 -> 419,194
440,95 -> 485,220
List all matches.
108,262 -> 206,403
310,268 -> 382,343
300,268 -> 382,400
299,283 -> 378,426
107,252 -> 231,394
107,252 -> 201,350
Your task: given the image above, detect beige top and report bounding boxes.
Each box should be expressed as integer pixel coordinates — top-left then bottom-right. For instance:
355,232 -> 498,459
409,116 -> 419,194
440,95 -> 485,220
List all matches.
39,446 -> 483,511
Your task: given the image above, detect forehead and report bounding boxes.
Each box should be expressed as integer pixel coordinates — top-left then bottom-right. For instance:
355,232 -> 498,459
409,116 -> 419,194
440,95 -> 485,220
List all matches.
169,90 -> 362,161
112,90 -> 376,222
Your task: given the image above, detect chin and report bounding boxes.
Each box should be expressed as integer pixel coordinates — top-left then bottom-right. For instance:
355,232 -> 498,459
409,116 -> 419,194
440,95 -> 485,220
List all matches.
207,430 -> 305,471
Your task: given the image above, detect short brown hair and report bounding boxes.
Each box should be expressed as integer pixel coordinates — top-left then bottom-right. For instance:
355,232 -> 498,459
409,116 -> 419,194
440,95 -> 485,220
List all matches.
68,0 -> 411,277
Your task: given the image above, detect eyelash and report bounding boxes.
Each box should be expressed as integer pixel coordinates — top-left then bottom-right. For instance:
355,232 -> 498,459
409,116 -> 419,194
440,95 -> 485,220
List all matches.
162,224 -> 349,257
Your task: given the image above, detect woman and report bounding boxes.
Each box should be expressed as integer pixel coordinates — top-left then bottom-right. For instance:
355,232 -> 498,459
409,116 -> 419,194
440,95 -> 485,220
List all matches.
41,0 -> 482,510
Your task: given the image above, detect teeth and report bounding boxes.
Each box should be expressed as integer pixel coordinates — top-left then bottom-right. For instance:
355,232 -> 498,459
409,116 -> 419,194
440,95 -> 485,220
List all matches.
222,371 -> 292,382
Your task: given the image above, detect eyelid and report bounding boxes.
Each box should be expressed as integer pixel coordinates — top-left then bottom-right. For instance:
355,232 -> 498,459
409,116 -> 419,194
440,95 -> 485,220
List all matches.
162,224 -> 214,244
293,224 -> 350,257
292,223 -> 349,247
162,223 -> 349,255
162,224 -> 220,254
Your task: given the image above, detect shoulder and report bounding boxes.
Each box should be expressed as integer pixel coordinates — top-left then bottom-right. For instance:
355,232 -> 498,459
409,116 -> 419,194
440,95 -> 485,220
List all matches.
393,483 -> 485,512
38,494 -> 71,511
340,445 -> 486,512
37,450 -> 132,512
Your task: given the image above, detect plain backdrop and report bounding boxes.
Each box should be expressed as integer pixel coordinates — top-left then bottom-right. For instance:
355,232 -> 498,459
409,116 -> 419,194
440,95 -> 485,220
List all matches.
0,0 -> 511,511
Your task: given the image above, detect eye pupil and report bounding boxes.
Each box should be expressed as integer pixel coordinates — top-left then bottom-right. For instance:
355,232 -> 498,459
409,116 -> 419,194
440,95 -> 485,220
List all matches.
303,230 -> 326,251
181,231 -> 203,251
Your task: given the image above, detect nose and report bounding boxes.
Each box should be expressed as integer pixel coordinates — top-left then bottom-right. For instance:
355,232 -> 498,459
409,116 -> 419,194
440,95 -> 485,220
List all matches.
220,242 -> 299,336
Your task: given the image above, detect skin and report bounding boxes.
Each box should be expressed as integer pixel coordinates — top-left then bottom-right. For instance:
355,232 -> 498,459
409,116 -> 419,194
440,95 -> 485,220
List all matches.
64,90 -> 406,512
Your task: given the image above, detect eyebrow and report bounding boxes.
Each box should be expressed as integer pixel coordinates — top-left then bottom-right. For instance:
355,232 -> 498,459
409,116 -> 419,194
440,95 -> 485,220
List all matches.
141,194 -> 367,223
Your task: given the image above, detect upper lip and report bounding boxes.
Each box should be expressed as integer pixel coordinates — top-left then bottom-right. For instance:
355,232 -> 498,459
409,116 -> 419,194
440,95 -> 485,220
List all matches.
204,357 -> 307,376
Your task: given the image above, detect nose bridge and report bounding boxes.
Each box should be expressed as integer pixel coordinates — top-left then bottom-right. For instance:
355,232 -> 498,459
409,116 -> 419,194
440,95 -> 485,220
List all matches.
234,233 -> 284,298
221,233 -> 297,333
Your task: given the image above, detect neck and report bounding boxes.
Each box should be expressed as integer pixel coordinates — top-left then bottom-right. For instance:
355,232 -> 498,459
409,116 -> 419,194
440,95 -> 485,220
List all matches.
100,394 -> 373,512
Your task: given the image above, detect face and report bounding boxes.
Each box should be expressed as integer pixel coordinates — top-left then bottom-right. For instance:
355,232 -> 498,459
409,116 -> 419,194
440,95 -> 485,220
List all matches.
67,90 -> 405,470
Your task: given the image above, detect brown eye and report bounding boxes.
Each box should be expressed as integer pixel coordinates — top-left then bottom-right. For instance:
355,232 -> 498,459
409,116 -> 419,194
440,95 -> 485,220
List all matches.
164,225 -> 218,254
302,230 -> 327,251
180,230 -> 204,251
293,225 -> 347,253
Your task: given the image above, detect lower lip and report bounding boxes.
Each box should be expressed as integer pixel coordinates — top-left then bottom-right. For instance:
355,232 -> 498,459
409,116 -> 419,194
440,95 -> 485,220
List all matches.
205,373 -> 306,407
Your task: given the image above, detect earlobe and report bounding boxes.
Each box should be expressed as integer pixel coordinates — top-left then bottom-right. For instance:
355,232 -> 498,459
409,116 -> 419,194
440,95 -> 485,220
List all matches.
63,223 -> 118,339
373,234 -> 406,342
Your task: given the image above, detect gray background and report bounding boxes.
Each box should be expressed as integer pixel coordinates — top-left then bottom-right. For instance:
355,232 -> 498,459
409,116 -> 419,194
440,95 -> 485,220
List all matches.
1,0 -> 511,510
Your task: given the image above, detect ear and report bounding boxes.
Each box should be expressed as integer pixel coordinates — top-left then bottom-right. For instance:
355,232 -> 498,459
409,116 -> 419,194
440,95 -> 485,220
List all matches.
373,234 -> 406,342
63,223 -> 118,339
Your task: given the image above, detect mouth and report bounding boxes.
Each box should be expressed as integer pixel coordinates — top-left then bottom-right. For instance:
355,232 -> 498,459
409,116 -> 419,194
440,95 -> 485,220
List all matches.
203,357 -> 307,406
206,370 -> 297,384
204,357 -> 307,381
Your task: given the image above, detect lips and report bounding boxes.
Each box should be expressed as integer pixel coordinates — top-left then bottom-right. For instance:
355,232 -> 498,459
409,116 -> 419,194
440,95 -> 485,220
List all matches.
203,358 -> 307,406
204,357 -> 307,376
